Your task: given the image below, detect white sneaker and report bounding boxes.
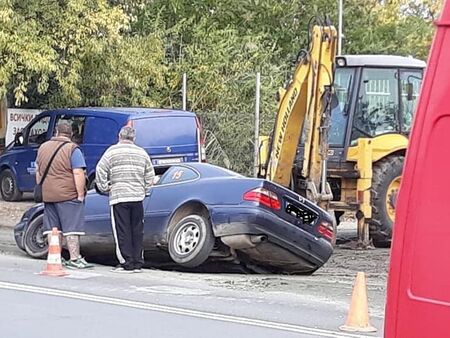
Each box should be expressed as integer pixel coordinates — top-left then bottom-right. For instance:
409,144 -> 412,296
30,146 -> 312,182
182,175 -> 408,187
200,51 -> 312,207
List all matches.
110,266 -> 133,274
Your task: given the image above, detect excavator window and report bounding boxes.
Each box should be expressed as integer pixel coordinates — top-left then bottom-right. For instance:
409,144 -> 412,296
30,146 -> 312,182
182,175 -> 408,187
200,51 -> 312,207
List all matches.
328,68 -> 355,145
400,69 -> 423,133
351,68 -> 400,140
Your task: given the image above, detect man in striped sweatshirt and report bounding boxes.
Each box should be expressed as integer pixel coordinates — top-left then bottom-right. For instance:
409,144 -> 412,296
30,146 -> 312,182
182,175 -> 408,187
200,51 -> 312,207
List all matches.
96,126 -> 155,273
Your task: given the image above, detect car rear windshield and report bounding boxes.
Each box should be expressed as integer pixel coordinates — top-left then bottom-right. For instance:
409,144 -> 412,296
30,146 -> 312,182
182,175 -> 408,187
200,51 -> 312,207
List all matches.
133,116 -> 197,146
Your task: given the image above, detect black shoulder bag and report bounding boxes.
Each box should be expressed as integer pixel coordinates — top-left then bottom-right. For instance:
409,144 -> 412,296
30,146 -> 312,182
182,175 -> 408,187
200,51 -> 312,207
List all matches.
34,142 -> 69,203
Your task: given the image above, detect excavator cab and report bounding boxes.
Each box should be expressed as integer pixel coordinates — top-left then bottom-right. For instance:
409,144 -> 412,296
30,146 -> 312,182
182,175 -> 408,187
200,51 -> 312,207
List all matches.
331,56 -> 424,146
294,55 -> 425,246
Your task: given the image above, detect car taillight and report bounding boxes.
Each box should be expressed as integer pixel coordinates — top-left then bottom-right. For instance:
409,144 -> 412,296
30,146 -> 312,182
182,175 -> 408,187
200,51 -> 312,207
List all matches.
318,221 -> 334,241
243,187 -> 281,210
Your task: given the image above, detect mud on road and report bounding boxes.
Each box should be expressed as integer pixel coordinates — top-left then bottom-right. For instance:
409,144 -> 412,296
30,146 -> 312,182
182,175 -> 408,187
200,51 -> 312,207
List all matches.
0,198 -> 34,228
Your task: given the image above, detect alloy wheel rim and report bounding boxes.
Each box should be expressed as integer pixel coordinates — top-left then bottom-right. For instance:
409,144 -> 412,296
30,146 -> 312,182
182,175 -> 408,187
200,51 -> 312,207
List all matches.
174,221 -> 201,255
386,176 -> 401,222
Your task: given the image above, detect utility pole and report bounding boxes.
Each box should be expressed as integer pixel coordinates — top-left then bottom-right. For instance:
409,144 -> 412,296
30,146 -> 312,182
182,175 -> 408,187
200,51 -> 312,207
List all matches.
253,72 -> 261,178
182,73 -> 187,110
0,95 -> 6,152
338,0 -> 343,55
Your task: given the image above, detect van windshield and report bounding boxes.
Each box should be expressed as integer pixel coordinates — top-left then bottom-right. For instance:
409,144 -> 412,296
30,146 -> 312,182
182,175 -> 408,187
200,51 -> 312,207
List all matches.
133,116 -> 197,146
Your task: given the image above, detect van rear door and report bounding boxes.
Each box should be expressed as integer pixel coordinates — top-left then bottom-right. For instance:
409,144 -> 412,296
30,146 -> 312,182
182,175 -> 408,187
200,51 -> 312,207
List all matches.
133,115 -> 199,166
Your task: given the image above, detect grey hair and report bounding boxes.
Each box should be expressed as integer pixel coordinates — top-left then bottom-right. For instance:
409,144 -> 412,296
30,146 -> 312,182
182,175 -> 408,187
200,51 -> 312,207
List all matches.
56,121 -> 72,137
119,126 -> 136,141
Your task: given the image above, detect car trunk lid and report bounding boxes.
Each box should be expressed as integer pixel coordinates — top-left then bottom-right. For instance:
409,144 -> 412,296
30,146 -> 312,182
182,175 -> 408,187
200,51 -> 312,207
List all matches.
244,180 -> 333,241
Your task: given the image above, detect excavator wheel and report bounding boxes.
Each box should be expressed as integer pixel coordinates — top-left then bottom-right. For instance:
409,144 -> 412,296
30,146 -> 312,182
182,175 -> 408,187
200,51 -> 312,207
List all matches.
369,155 -> 404,248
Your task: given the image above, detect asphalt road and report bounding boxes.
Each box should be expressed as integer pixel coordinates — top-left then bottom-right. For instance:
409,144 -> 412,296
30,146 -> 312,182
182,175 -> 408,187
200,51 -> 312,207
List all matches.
2,288 -> 308,338
0,224 -> 385,338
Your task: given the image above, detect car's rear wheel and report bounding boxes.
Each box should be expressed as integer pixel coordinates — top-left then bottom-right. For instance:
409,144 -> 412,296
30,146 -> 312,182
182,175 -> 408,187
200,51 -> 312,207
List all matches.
168,214 -> 214,268
0,169 -> 23,201
24,214 -> 48,259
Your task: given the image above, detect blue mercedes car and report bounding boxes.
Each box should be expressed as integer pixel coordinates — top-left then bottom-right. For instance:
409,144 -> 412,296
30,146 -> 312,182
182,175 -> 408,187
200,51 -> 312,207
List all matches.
14,163 -> 335,274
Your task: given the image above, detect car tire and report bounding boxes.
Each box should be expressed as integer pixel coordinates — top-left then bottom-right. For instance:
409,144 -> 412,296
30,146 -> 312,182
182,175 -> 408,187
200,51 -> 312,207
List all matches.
0,169 -> 23,201
168,214 -> 215,268
24,214 -> 48,259
369,156 -> 404,248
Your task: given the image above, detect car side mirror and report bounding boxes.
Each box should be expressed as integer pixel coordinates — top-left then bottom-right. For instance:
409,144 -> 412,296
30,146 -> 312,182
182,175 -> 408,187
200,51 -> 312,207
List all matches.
15,132 -> 24,145
406,83 -> 414,101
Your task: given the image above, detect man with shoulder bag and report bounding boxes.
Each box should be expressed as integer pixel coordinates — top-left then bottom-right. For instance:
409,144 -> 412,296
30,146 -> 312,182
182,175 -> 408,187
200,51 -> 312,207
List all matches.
35,121 -> 93,269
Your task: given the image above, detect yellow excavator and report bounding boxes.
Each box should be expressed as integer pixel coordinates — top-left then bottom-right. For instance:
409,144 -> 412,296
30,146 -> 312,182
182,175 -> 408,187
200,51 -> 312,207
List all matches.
258,20 -> 425,247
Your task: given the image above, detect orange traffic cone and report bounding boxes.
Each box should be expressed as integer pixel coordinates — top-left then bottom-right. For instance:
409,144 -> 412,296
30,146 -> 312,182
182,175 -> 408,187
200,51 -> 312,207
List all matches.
40,227 -> 68,277
339,272 -> 377,332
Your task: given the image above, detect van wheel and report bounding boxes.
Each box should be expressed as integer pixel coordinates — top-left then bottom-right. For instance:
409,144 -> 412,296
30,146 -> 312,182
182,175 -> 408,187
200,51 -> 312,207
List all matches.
24,214 -> 48,259
168,214 -> 215,268
0,169 -> 23,201
369,156 -> 404,248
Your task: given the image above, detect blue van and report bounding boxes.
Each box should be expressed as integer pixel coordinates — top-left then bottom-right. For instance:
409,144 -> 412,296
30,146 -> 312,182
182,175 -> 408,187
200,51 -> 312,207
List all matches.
0,107 -> 205,201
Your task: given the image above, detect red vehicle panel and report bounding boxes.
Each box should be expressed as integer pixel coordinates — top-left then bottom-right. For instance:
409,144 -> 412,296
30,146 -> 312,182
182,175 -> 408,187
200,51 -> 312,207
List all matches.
385,2 -> 450,337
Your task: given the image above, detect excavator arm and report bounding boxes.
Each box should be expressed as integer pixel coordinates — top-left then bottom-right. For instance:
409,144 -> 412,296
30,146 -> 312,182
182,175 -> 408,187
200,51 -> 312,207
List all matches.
262,23 -> 337,206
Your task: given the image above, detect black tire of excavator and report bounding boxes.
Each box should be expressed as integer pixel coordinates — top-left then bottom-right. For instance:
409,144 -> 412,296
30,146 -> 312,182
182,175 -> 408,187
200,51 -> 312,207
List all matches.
369,155 -> 405,248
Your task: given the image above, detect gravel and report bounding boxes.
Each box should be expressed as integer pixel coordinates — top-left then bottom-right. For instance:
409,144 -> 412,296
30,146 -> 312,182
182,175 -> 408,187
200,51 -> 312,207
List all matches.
0,199 -> 35,228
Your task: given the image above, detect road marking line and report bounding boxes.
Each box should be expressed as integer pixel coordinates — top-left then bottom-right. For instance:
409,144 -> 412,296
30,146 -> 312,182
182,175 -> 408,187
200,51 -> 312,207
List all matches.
0,281 -> 378,338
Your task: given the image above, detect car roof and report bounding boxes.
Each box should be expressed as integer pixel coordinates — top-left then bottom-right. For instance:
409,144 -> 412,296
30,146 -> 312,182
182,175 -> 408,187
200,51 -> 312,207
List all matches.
170,163 -> 242,178
42,107 -> 197,119
339,55 -> 426,68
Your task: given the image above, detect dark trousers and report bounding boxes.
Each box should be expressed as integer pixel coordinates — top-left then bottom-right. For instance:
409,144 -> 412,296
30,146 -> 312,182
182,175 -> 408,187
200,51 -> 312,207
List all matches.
111,201 -> 144,270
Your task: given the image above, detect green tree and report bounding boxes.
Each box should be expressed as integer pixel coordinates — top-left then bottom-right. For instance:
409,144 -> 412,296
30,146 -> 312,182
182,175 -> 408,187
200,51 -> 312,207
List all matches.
0,0 -> 128,106
341,0 -> 442,59
0,0 -> 442,174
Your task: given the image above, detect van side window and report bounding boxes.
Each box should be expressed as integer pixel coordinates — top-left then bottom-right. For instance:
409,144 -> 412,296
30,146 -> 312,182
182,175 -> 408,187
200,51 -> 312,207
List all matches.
27,116 -> 50,145
84,117 -> 118,145
55,115 -> 86,145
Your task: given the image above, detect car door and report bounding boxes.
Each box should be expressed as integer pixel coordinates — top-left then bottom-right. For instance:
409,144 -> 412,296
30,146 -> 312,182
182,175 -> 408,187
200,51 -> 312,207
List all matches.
15,114 -> 53,191
81,192 -> 115,256
143,166 -> 200,246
